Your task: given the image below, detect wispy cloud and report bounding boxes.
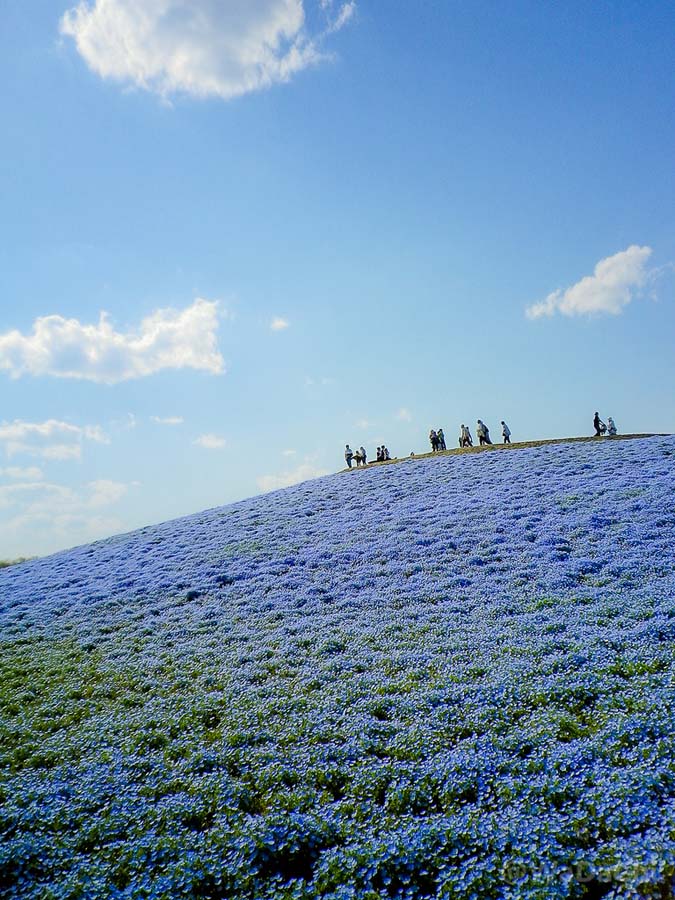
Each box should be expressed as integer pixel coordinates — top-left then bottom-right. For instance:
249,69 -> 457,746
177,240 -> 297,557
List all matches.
526,245 -> 654,319
257,460 -> 328,492
60,0 -> 356,102
193,433 -> 227,450
0,477 -> 135,557
151,416 -> 184,426
0,419 -> 108,460
270,317 -> 290,331
395,407 -> 412,422
0,298 -> 224,383
0,466 -> 44,481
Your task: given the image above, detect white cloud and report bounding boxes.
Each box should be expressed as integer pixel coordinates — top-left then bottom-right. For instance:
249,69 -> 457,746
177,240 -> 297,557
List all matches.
151,415 -> 184,425
270,317 -> 290,331
257,460 -> 328,492
526,245 -> 654,319
282,448 -> 297,456
0,419 -> 109,460
193,433 -> 227,449
0,477 -> 134,557
395,407 -> 412,422
355,418 -> 373,430
326,0 -> 355,32
88,479 -> 130,507
0,298 -> 224,383
0,466 -> 44,481
60,0 -> 356,101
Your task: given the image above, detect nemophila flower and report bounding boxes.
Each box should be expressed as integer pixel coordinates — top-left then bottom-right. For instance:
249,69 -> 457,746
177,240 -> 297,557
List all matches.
2,436 -> 675,897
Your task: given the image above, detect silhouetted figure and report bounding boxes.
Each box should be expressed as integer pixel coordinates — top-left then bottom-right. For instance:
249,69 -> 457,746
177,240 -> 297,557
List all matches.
437,428 -> 446,451
345,444 -> 354,468
593,412 -> 606,436
430,430 -> 439,452
360,446 -> 367,464
477,419 -> 492,445
376,446 -> 383,462
383,446 -> 391,460
501,421 -> 511,444
460,424 -> 473,447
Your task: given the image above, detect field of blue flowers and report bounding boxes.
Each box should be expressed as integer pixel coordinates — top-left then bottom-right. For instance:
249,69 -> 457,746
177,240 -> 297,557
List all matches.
2,435 -> 675,900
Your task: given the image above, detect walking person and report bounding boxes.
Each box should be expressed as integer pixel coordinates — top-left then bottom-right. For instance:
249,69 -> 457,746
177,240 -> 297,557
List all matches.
460,424 -> 473,447
501,421 -> 511,444
437,428 -> 446,451
477,420 -> 493,445
593,412 -> 606,436
345,444 -> 354,468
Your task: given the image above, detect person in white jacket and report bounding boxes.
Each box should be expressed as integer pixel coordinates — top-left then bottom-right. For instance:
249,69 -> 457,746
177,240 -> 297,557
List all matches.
501,421 -> 511,444
607,417 -> 617,436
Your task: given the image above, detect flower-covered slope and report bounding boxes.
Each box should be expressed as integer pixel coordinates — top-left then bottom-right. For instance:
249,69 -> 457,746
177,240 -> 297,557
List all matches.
2,436 -> 675,900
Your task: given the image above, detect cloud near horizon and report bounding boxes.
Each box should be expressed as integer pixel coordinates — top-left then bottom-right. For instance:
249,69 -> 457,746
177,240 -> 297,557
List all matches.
0,298 -> 224,383
193,434 -> 227,449
0,477 -> 134,557
526,245 -> 653,319
151,416 -> 184,426
257,460 -> 328,492
60,0 -> 356,101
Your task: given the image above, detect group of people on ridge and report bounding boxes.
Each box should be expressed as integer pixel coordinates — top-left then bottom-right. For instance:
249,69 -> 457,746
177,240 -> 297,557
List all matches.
344,444 -> 392,468
345,411 -> 620,468
456,420 -> 511,448
594,412 -> 618,436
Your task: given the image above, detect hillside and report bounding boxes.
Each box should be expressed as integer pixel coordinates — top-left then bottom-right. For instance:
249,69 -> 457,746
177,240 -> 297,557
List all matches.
2,435 -> 675,899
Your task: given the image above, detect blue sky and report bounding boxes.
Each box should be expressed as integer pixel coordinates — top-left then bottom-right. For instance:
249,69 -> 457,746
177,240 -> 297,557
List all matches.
1,0 -> 674,557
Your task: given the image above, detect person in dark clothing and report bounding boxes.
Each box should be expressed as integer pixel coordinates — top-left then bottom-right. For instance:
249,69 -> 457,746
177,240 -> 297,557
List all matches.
345,445 -> 354,468
360,446 -> 367,465
477,420 -> 492,445
437,428 -> 446,451
593,412 -> 606,436
430,430 -> 439,452
376,446 -> 383,462
501,421 -> 511,444
383,446 -> 391,460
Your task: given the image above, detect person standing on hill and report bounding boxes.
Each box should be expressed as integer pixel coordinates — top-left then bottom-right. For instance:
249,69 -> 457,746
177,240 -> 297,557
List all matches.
501,421 -> 511,444
460,424 -> 473,447
430,430 -> 439,452
437,428 -> 446,451
360,446 -> 368,464
477,420 -> 493,445
593,412 -> 606,436
345,444 -> 354,468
